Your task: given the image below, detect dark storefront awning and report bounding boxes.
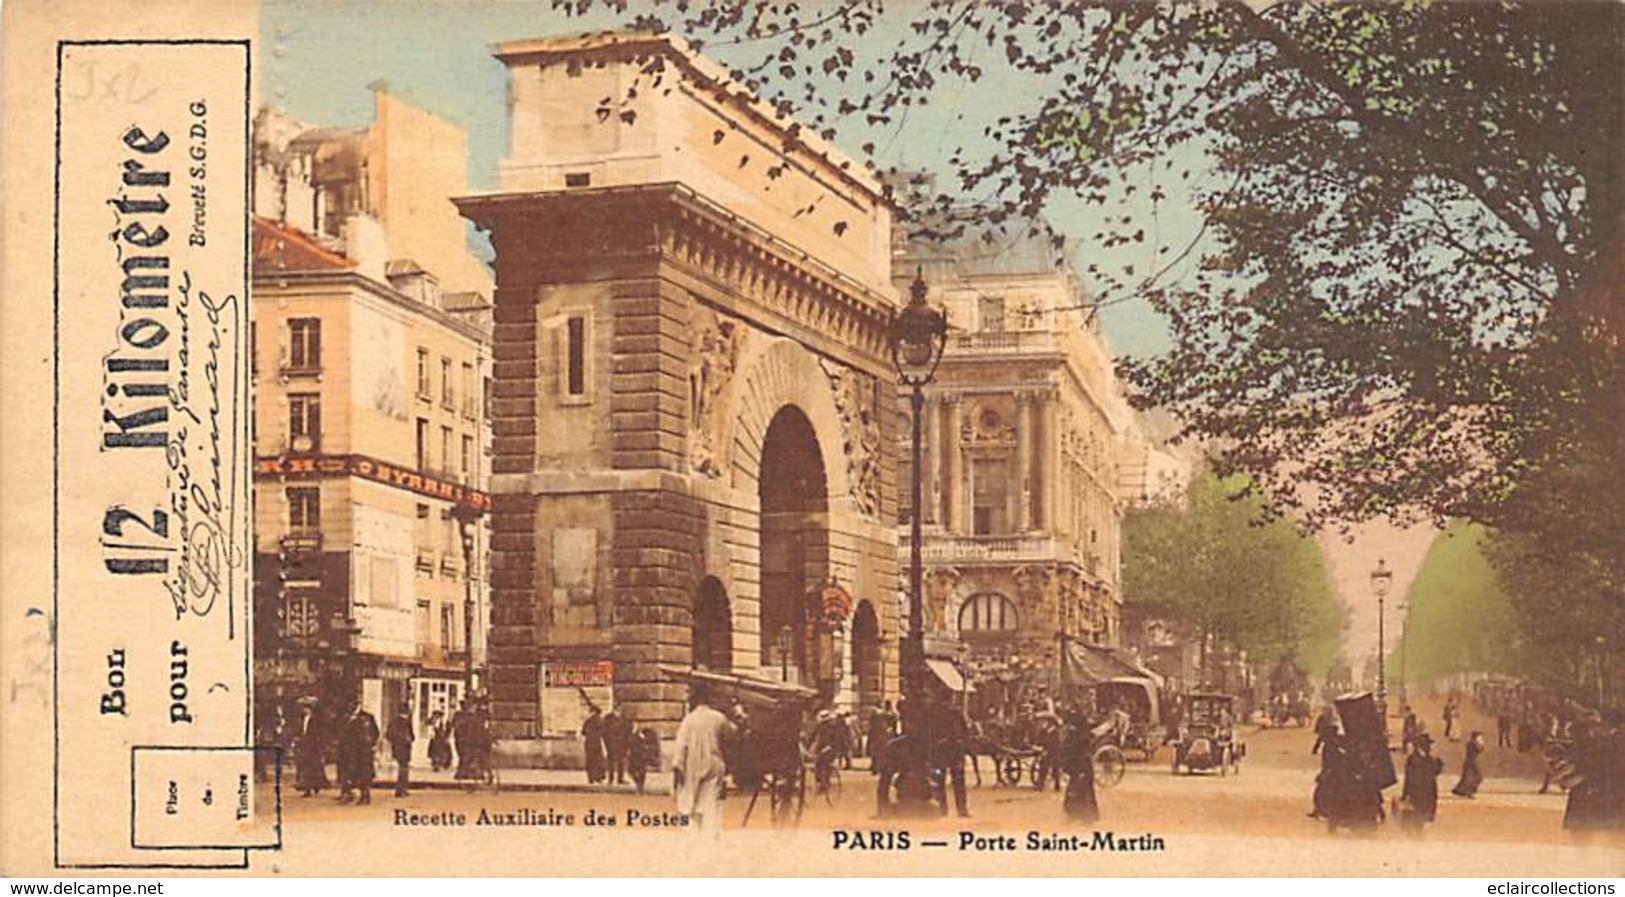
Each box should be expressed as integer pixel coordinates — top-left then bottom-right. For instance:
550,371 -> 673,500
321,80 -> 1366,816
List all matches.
1059,637 -> 1152,688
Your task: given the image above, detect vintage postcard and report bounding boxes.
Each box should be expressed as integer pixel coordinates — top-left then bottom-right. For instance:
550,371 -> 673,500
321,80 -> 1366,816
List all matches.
2,0 -> 1622,879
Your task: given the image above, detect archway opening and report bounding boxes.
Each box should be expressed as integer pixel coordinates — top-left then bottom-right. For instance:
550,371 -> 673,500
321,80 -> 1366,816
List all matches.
852,599 -> 882,714
692,576 -> 732,672
757,405 -> 828,684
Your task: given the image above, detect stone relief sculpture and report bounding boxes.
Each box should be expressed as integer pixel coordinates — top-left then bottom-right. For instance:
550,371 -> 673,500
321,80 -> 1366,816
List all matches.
1013,564 -> 1052,620
689,307 -> 744,478
821,359 -> 883,515
924,567 -> 961,632
964,403 -> 1017,446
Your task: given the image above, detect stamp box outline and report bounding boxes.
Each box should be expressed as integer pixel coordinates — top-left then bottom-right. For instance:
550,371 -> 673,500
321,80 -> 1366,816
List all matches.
128,745 -> 284,852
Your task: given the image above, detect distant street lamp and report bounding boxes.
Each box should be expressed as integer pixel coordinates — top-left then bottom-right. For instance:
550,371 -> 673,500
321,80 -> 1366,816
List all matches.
888,267 -> 948,816
1371,559 -> 1393,733
451,502 -> 484,692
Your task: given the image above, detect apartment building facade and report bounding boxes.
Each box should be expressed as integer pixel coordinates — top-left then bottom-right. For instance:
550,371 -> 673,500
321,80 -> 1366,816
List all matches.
250,89 -> 494,742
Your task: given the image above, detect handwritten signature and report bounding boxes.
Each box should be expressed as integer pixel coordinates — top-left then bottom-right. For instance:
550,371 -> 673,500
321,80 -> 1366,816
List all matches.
165,272 -> 242,619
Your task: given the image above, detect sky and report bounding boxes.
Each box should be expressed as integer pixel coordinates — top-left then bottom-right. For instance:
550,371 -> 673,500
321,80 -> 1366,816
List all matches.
260,0 -> 1218,360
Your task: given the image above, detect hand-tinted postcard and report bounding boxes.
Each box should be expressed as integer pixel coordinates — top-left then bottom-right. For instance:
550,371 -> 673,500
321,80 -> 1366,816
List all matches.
2,0 -> 1622,878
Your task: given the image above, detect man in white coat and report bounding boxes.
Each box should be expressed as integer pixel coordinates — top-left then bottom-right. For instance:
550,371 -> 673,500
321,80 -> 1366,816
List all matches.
672,685 -> 737,837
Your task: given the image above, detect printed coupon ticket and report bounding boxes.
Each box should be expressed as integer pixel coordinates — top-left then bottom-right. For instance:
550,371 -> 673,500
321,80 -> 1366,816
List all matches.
2,0 -> 1622,879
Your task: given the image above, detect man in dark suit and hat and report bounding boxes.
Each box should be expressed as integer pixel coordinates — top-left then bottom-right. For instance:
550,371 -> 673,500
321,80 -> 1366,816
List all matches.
1400,732 -> 1443,836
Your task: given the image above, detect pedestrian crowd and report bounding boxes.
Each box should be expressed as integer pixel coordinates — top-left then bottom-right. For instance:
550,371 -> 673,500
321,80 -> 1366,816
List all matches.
1309,686 -> 1624,837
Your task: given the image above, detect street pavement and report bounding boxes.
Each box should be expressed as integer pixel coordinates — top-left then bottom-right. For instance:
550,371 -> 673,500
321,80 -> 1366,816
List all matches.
260,693 -> 1623,875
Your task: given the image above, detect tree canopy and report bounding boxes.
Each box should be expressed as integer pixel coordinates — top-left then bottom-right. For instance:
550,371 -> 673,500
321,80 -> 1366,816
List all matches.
552,0 -> 1623,534
549,1 -> 1623,694
1122,473 -> 1341,677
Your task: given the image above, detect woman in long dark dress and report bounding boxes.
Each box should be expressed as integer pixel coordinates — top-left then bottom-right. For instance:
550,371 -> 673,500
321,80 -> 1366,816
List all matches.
582,705 -> 607,784
1060,709 -> 1099,823
1451,731 -> 1485,798
1400,733 -> 1443,836
427,711 -> 453,772
294,704 -> 330,796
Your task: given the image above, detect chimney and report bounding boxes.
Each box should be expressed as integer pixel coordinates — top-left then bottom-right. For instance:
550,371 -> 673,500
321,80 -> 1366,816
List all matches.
343,214 -> 388,283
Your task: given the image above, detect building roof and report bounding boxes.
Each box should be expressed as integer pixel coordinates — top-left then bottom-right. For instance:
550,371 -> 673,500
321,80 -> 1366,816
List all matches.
490,30 -> 886,203
253,216 -> 356,272
901,217 -> 1066,280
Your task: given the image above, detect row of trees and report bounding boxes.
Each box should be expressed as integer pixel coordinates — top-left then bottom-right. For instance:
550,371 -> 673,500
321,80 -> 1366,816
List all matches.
1123,473 -> 1340,682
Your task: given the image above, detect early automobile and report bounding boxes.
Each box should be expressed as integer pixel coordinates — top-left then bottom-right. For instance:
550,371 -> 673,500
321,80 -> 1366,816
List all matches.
1170,692 -> 1244,776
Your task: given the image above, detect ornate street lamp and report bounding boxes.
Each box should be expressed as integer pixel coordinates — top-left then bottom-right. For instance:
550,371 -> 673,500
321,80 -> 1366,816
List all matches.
451,502 -> 485,693
1370,559 -> 1393,734
888,267 -> 948,815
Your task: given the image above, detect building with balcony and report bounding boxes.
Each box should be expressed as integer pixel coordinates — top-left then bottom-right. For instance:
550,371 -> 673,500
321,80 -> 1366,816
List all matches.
896,218 -> 1137,674
250,87 -> 493,743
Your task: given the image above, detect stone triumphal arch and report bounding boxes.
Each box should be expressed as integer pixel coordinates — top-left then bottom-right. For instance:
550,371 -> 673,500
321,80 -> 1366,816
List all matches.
459,32 -> 901,750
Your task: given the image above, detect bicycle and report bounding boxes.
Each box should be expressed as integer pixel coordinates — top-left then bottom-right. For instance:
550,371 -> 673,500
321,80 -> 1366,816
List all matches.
809,746 -> 843,805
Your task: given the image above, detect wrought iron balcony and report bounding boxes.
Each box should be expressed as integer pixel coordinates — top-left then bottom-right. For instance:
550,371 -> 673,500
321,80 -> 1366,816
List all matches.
920,534 -> 1058,563
949,330 -> 1056,356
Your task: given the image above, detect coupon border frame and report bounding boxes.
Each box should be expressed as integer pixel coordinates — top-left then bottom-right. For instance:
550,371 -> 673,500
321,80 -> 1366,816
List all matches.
53,37 -> 256,872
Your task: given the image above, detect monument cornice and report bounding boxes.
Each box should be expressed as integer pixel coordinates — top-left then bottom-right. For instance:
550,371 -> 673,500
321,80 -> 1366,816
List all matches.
459,181 -> 899,378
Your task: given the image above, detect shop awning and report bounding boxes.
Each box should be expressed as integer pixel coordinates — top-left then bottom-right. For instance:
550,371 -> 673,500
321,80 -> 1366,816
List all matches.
1059,637 -> 1149,688
656,664 -> 819,708
925,658 -> 971,693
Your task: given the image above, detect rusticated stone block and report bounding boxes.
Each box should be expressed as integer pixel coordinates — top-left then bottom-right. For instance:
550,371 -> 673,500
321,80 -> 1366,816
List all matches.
614,623 -> 691,648
492,457 -> 534,474
488,682 -> 537,704
492,303 -> 538,324
489,570 -> 539,592
489,604 -> 538,627
489,644 -> 540,664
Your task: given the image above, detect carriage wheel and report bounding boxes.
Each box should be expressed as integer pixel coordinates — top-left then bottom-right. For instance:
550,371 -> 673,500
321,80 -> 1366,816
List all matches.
767,774 -> 787,823
1094,746 -> 1126,789
822,767 -> 843,805
1030,757 -> 1047,790
998,756 -> 1024,788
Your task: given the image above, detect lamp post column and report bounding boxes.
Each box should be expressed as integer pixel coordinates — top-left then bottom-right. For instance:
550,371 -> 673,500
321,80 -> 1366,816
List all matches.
461,526 -> 476,691
893,383 -> 932,811
452,503 -> 485,694
887,268 -> 948,817
1371,558 -> 1393,739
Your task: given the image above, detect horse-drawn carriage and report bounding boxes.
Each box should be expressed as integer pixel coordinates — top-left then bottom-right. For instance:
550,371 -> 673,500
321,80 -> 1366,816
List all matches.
971,714 -> 1128,790
659,665 -> 821,827
1096,677 -> 1163,761
1170,692 -> 1245,776
1317,692 -> 1397,833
